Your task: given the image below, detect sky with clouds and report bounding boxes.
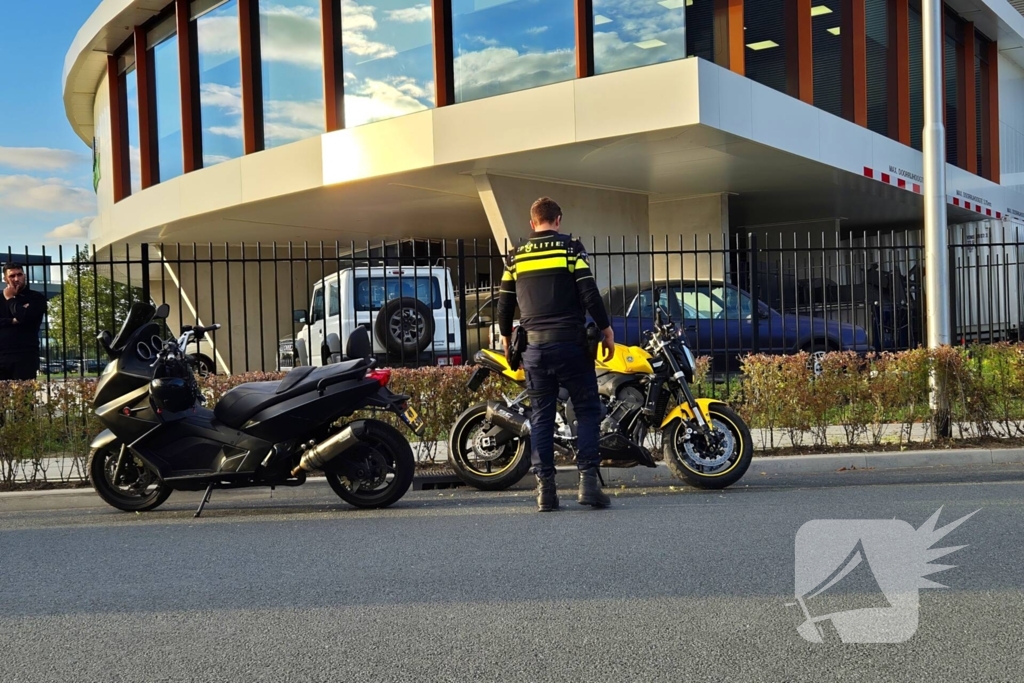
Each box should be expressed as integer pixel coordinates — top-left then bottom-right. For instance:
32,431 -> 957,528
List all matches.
0,1 -> 99,254
0,0 -> 688,255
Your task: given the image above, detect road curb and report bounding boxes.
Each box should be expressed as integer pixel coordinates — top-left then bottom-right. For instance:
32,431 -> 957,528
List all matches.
564,447 -> 1024,488
3,448 -> 1023,499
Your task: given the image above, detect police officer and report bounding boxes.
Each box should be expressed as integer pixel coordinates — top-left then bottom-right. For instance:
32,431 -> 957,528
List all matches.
497,198 -> 615,512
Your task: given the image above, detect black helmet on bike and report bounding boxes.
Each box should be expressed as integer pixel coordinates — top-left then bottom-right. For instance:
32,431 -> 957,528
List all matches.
150,354 -> 199,413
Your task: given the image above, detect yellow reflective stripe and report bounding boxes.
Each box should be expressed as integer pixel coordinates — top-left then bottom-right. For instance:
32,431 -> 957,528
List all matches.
515,257 -> 568,273
574,257 -> 590,271
501,270 -> 515,283
516,248 -> 568,260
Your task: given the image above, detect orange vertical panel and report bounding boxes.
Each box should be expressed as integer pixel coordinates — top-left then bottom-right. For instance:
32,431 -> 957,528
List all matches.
176,0 -> 201,172
714,0 -> 744,75
134,27 -> 158,188
321,0 -> 344,131
108,55 -> 131,203
238,0 -> 264,154
432,0 -> 454,105
786,0 -> 814,104
889,0 -> 910,145
842,0 -> 868,125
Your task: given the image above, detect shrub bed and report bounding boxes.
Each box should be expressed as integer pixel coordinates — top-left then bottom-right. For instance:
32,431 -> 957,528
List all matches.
3,344 -> 1023,485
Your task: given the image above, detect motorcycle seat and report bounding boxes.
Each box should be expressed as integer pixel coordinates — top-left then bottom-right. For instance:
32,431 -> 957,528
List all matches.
214,360 -> 372,429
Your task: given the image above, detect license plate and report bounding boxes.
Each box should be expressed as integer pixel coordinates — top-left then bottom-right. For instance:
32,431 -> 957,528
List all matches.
466,366 -> 490,391
400,404 -> 425,436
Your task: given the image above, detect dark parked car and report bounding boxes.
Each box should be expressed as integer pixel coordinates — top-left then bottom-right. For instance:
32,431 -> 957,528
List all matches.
602,281 -> 872,372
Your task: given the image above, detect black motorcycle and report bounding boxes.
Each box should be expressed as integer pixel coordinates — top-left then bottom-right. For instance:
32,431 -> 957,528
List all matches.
88,302 -> 424,516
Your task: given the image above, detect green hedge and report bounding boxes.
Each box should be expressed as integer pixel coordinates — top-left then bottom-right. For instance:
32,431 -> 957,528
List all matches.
3,345 -> 1023,485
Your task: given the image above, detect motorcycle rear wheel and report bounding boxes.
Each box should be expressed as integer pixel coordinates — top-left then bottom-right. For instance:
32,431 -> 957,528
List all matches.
662,404 -> 753,489
325,420 -> 415,508
448,402 -> 531,491
87,443 -> 172,512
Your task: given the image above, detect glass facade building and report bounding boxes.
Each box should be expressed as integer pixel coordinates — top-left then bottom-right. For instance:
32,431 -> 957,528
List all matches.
108,0 -> 1002,200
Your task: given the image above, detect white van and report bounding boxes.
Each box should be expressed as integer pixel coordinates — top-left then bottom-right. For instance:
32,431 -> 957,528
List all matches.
282,266 -> 463,368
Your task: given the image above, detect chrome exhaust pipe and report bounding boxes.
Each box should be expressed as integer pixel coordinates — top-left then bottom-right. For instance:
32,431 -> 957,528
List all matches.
290,423 -> 365,477
486,401 -> 531,437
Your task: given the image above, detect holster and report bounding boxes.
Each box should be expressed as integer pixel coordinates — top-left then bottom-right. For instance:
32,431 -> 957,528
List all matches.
507,326 -> 528,371
585,323 -> 602,361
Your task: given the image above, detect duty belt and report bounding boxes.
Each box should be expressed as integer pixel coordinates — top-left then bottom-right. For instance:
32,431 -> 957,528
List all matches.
526,328 -> 585,344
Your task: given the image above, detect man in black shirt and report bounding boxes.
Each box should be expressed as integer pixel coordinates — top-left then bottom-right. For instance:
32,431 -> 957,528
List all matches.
1,263 -> 46,381
497,198 -> 615,511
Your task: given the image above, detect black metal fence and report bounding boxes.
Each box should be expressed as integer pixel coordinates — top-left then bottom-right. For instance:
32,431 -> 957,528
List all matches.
4,226 -> 1022,383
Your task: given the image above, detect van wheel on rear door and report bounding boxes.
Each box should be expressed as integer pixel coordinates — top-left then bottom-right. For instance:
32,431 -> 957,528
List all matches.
375,297 -> 435,358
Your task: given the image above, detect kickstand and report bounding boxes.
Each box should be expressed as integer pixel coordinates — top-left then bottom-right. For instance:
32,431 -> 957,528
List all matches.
194,484 -> 214,518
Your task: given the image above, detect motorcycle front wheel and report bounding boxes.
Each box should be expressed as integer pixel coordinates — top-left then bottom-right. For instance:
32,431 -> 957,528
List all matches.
447,402 -> 531,491
88,443 -> 172,512
662,404 -> 753,489
325,420 -> 415,508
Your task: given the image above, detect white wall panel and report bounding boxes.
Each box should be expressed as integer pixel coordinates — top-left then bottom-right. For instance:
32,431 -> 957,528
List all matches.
750,85 -> 821,161
999,53 -> 1024,199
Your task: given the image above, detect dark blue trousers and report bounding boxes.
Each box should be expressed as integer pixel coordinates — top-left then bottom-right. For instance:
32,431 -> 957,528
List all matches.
521,341 -> 602,476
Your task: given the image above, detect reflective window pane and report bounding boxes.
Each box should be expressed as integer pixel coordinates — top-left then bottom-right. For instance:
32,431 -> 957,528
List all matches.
592,0 -> 687,75
452,0 -> 574,103
909,6 -> 923,151
153,35 -> 183,182
260,0 -> 325,147
125,66 -> 142,194
812,0 -> 842,118
744,0 -> 786,95
686,0 -> 714,63
976,32 -> 986,175
944,29 -> 958,167
195,0 -> 243,167
341,0 -> 434,128
865,0 -> 889,136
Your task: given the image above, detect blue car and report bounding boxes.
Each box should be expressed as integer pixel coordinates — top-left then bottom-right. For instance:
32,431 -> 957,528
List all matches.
602,281 -> 872,372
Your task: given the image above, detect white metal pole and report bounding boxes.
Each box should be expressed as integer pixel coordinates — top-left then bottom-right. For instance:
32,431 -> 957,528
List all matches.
922,0 -> 950,435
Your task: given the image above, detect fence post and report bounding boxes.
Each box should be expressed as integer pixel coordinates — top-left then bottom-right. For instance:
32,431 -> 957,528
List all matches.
456,239 -> 469,364
140,243 -> 151,305
749,233 -> 760,353
947,242 -> 958,347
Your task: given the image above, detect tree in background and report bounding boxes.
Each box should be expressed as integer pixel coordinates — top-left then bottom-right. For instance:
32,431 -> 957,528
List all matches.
46,247 -> 144,361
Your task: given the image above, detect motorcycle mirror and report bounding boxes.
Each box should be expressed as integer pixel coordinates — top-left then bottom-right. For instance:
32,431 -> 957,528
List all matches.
154,303 -> 170,319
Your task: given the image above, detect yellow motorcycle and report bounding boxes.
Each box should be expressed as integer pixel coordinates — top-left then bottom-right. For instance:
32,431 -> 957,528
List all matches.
448,311 -> 752,490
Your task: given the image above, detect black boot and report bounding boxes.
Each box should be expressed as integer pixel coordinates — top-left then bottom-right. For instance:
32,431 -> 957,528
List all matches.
577,468 -> 610,508
536,472 -> 559,512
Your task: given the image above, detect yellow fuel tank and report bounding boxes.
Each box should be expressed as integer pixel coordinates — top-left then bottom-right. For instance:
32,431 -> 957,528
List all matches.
596,344 -> 654,375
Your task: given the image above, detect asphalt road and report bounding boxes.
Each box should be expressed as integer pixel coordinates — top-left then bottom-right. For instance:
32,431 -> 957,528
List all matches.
2,465 -> 1024,683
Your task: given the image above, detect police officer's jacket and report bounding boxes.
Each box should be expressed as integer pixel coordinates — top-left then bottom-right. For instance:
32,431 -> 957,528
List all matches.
496,231 -> 611,338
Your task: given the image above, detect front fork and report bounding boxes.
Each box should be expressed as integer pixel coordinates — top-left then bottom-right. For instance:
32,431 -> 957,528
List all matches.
112,443 -> 129,484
